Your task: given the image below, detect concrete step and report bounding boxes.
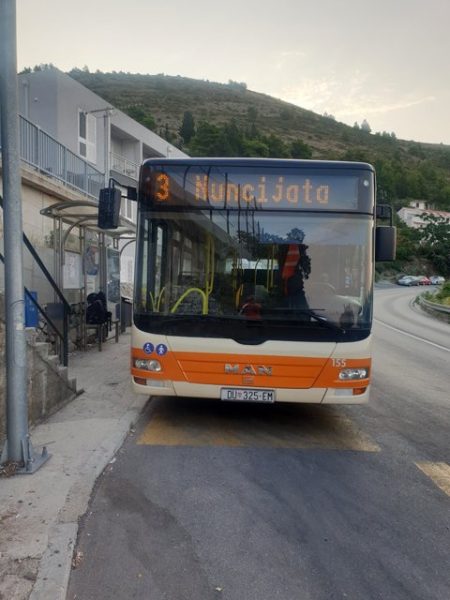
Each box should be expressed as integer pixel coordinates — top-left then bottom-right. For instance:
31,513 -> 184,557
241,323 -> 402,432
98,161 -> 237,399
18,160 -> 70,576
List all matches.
57,365 -> 69,382
46,354 -> 60,369
33,341 -> 50,360
25,327 -> 40,344
32,341 -> 79,395
68,377 -> 78,392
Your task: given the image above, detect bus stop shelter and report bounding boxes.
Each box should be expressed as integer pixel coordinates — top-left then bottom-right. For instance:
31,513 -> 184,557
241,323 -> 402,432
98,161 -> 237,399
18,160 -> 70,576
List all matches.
40,199 -> 135,350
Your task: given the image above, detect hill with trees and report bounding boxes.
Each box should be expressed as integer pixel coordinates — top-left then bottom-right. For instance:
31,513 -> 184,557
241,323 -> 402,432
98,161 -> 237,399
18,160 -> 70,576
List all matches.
66,68 -> 450,217
46,66 -> 448,277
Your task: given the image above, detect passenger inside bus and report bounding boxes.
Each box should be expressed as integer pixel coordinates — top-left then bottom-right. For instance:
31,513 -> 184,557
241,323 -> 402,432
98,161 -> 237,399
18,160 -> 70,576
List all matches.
278,242 -> 311,310
239,295 -> 262,320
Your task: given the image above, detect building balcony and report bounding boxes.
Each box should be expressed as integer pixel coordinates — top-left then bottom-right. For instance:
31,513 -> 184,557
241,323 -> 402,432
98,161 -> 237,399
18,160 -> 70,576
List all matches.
0,115 -> 104,200
110,152 -> 139,181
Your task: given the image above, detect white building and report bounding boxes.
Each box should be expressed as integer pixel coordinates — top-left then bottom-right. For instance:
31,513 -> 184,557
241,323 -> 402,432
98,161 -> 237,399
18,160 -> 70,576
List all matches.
1,66 -> 188,329
17,67 -> 187,274
398,201 -> 450,229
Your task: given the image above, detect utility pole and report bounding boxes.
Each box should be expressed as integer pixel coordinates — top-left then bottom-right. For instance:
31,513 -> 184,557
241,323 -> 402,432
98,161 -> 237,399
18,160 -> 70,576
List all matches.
0,0 -> 48,472
82,106 -> 113,186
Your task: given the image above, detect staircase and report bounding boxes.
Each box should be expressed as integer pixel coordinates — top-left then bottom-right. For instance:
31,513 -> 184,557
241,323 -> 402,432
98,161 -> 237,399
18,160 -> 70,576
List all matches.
0,292 -> 78,449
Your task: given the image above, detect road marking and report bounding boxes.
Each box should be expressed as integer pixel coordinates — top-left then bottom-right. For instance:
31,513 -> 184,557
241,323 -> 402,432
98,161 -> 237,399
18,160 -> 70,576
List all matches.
415,462 -> 450,497
137,401 -> 380,451
374,319 -> 450,352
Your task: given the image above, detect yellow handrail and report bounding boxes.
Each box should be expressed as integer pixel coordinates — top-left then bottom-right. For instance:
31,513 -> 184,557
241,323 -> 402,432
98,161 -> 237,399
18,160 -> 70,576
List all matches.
149,287 -> 166,312
156,287 -> 165,312
254,258 -> 260,287
205,235 -> 215,296
170,287 -> 208,315
235,284 -> 243,308
205,237 -> 210,293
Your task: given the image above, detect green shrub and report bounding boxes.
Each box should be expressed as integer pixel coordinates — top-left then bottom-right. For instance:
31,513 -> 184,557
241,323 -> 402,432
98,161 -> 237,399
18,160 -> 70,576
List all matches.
435,281 -> 450,301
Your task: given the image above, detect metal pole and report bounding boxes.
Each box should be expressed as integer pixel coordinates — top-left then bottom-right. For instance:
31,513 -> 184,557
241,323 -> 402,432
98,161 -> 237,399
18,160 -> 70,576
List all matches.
99,232 -> 107,294
104,112 -> 110,186
0,0 -> 48,472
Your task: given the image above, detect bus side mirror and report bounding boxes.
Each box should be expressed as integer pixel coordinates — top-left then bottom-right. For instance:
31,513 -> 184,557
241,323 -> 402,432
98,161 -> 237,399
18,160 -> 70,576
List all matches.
375,226 -> 396,261
98,187 -> 121,229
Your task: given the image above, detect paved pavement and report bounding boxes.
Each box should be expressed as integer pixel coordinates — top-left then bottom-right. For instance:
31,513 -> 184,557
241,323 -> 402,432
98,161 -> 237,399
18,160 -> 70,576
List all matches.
0,332 -> 147,600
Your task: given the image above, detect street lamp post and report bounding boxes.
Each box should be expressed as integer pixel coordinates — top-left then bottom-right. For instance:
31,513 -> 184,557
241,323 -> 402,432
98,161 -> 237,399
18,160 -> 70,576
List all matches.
0,0 -> 48,473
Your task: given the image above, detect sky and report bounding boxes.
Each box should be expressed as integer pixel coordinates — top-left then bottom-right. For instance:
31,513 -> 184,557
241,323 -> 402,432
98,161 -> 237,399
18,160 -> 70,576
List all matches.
15,0 -> 450,145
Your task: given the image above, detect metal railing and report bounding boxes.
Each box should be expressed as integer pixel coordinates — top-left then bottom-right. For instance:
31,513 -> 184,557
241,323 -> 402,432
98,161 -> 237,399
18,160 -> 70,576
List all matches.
0,195 -> 71,365
0,252 -> 70,366
418,295 -> 450,315
0,115 -> 104,200
110,151 -> 139,180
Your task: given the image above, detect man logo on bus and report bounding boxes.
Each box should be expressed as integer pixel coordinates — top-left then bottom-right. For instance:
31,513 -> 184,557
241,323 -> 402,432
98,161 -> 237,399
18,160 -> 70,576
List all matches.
225,364 -> 272,376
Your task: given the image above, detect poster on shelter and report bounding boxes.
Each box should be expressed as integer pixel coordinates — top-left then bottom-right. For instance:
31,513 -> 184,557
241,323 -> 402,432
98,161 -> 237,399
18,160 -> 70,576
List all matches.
84,244 -> 99,276
63,252 -> 82,289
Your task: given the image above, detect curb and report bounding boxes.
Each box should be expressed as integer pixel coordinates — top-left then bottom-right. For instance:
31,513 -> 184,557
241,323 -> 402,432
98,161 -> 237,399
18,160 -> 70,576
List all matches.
28,401 -> 147,600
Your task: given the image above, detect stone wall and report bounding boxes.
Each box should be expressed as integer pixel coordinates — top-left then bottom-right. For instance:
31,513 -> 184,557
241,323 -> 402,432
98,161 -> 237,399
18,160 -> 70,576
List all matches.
0,293 -> 76,449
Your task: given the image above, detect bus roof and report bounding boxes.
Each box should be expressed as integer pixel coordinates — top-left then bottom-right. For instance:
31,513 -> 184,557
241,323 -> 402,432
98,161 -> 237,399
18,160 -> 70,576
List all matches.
142,157 -> 375,172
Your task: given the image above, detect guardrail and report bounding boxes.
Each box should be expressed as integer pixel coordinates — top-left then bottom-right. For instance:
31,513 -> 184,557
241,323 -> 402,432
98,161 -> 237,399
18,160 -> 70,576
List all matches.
418,294 -> 450,322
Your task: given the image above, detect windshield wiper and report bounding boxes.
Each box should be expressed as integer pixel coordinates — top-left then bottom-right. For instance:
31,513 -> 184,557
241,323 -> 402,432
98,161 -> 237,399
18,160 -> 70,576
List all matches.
261,307 -> 345,332
295,308 -> 346,333
157,315 -> 237,325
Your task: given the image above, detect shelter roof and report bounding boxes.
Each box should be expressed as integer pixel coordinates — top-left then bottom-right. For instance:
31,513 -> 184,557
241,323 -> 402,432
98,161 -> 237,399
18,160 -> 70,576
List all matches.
40,200 -> 136,237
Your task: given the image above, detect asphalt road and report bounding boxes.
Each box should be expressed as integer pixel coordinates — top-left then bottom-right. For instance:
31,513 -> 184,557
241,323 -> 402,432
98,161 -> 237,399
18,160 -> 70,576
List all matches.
68,286 -> 450,600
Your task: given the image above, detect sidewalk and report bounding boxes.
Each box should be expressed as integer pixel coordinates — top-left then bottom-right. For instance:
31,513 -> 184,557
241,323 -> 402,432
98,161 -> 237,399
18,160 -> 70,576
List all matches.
0,332 -> 148,600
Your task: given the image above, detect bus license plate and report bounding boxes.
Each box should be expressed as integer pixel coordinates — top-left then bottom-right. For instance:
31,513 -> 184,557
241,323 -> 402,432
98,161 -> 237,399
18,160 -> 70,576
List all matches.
220,388 -> 275,403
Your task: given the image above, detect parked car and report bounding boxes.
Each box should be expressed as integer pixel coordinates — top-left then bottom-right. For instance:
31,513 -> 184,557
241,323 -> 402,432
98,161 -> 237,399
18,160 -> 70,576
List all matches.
430,275 -> 445,285
417,276 -> 432,285
397,276 -> 420,286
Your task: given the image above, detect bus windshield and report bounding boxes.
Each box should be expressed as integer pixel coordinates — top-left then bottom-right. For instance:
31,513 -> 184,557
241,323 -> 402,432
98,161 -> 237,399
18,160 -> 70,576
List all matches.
134,208 -> 373,343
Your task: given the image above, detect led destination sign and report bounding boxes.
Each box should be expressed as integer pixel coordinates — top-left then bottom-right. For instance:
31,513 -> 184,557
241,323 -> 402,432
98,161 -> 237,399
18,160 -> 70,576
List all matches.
143,165 -> 372,212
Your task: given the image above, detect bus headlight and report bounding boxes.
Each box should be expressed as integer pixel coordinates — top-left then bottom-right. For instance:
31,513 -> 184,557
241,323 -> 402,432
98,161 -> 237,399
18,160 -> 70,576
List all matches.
338,367 -> 368,380
134,359 -> 162,372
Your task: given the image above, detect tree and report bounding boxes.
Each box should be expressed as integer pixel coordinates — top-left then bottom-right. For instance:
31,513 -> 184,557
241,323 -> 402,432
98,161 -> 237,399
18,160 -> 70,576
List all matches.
247,106 -> 258,123
242,139 -> 269,157
290,139 -> 312,159
262,134 -> 290,158
189,121 -> 223,155
126,106 -> 156,131
228,80 -> 247,91
419,214 -> 450,275
142,115 -> 156,131
160,123 -> 175,144
341,148 -> 372,163
247,122 -> 259,139
394,220 -> 423,262
179,111 -> 195,144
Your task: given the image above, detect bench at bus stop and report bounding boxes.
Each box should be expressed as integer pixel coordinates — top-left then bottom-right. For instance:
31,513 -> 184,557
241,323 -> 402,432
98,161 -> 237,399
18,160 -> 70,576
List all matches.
85,318 -> 119,351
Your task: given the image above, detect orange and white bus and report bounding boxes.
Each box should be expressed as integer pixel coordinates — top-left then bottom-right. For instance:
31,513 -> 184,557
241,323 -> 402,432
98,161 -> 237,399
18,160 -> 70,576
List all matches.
123,158 -> 395,404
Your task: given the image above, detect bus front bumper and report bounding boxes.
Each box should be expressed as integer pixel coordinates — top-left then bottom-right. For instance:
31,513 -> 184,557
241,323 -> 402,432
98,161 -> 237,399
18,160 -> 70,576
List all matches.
132,378 -> 370,404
